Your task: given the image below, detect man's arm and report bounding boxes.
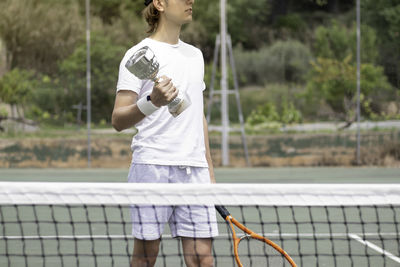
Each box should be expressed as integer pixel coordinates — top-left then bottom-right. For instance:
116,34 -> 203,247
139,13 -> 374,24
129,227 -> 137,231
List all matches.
112,90 -> 144,132
112,76 -> 178,132
203,115 -> 216,183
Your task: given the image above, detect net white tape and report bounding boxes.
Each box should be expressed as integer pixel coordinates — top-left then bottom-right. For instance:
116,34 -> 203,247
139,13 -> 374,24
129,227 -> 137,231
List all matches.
1,182 -> 400,206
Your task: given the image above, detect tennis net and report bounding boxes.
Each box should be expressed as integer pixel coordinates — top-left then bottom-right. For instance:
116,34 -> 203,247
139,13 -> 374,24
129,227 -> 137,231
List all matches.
0,182 -> 400,267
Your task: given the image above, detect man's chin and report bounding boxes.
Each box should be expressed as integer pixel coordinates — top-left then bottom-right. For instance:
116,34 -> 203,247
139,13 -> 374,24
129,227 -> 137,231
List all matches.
183,17 -> 193,24
183,14 -> 193,22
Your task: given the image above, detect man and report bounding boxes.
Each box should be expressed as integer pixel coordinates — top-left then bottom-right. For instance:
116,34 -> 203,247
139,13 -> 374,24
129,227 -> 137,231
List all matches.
111,0 -> 218,266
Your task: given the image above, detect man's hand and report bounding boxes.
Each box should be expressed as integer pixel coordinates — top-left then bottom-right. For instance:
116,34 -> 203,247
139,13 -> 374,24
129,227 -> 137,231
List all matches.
150,75 -> 179,107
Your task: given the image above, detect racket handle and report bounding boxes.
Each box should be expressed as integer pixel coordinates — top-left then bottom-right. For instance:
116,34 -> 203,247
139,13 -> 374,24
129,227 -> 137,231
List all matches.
215,205 -> 231,219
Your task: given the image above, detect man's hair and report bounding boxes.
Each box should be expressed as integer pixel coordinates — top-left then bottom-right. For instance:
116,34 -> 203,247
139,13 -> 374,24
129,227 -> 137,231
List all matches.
143,1 -> 168,34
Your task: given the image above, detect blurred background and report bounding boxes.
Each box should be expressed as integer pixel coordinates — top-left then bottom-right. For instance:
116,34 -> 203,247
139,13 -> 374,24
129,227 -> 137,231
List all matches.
0,0 -> 399,169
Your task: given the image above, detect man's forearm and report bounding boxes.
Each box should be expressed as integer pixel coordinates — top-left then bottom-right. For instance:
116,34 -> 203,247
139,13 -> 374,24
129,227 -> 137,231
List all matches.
112,104 -> 145,132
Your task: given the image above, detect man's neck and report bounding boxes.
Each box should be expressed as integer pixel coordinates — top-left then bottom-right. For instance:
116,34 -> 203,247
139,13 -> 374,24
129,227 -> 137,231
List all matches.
150,20 -> 182,45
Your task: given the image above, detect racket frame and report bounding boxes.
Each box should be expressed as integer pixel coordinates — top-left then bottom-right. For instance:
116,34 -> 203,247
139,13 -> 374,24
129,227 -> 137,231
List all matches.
216,205 -> 297,267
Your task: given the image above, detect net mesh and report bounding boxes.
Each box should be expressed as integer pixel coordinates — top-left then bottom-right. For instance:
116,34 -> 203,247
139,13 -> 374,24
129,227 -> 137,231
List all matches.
1,182 -> 400,267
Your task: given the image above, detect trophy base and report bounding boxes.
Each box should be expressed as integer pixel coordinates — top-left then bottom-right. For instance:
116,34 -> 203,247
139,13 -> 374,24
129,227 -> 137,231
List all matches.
168,93 -> 191,117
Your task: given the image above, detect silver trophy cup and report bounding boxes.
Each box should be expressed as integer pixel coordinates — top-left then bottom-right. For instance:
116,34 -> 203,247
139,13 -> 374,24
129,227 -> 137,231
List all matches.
125,46 -> 191,117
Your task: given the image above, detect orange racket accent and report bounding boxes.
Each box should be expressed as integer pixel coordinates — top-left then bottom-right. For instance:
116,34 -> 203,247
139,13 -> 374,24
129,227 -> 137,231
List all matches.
216,206 -> 297,267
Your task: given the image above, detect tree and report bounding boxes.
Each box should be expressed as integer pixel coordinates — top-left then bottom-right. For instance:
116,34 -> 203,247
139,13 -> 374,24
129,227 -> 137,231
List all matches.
79,0 -> 145,24
192,0 -> 272,58
0,0 -> 84,74
314,20 -> 378,64
58,34 -> 125,123
361,0 -> 400,87
306,56 -> 394,122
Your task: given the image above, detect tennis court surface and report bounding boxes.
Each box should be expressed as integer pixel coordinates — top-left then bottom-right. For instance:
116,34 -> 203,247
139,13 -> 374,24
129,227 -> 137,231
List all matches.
0,167 -> 399,266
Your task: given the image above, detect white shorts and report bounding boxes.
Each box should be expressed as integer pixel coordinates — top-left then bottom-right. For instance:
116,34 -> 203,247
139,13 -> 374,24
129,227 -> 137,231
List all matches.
128,164 -> 219,240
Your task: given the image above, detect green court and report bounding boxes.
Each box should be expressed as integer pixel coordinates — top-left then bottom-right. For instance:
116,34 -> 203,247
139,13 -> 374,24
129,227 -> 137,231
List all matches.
0,167 -> 399,266
1,167 -> 399,183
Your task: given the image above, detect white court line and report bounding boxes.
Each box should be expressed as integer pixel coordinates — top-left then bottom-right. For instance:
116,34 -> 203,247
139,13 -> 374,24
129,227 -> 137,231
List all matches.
2,232 -> 400,263
349,234 -> 400,264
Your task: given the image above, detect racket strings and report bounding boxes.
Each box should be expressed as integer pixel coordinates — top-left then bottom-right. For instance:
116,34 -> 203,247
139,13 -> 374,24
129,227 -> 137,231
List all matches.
237,236 -> 286,266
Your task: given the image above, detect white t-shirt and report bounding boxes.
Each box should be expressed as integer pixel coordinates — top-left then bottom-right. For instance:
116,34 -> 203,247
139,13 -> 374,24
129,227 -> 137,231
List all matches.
116,38 -> 208,167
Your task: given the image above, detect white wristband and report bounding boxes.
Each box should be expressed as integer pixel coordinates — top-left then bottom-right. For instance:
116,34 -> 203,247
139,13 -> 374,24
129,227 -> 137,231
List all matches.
136,95 -> 159,116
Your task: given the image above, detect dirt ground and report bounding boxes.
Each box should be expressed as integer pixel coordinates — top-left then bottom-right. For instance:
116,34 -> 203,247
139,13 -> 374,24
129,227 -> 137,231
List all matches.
1,132 -> 399,168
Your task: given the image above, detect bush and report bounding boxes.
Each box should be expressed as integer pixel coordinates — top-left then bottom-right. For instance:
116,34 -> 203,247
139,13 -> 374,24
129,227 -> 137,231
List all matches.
0,106 -> 8,117
18,34 -> 128,126
245,121 -> 282,134
246,103 -> 280,126
27,75 -> 70,125
234,40 -> 312,86
281,101 -> 303,124
0,68 -> 35,112
246,100 -> 302,126
205,83 -> 308,126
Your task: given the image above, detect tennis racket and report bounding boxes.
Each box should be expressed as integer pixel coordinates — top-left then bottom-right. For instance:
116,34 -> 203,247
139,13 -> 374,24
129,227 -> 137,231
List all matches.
216,205 -> 297,267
